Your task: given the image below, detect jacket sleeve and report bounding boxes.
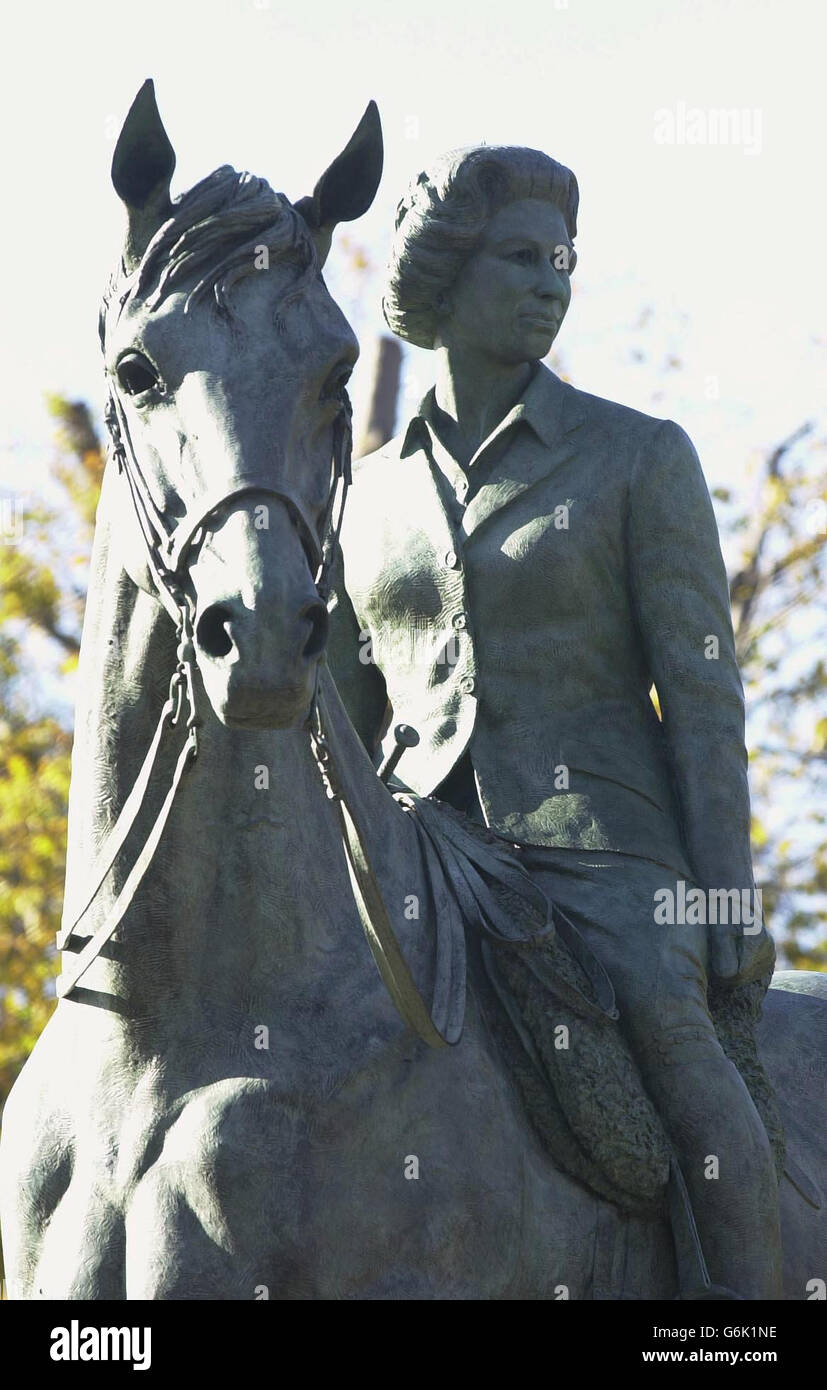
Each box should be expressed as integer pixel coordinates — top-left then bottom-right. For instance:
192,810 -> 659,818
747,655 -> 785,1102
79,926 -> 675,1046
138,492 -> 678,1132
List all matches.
324,539 -> 389,761
627,418 -> 774,983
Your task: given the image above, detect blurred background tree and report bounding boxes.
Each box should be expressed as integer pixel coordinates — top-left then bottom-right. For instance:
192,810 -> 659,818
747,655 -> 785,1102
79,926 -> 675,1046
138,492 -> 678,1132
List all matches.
727,421 -> 827,968
0,399 -> 103,1109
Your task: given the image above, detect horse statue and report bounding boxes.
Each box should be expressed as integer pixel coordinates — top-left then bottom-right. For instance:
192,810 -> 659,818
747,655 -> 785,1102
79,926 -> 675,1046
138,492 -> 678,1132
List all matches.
0,82 -> 824,1300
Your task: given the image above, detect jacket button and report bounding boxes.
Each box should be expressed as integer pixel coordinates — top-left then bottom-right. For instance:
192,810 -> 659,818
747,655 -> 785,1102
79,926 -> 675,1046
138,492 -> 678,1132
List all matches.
459,675 -> 475,694
444,549 -> 459,569
452,612 -> 467,629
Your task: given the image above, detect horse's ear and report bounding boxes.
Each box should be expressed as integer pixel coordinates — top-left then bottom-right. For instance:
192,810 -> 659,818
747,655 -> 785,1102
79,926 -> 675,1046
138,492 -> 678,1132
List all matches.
293,100 -> 383,266
111,79 -> 176,272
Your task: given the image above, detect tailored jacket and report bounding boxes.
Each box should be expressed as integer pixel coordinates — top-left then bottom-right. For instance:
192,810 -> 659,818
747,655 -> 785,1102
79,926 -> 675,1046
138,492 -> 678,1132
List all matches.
326,362 -> 757,905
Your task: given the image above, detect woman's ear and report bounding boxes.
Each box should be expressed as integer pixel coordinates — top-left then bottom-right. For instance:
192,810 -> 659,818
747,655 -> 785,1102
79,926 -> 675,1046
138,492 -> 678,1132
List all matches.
431,289 -> 453,350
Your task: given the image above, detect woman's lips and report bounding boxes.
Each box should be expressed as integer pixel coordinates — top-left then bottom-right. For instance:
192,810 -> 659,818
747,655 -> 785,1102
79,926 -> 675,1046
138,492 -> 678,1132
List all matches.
522,313 -> 559,331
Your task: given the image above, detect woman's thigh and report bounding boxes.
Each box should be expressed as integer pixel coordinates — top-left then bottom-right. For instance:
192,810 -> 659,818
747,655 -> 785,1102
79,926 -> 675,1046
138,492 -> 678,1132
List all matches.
517,847 -> 720,1069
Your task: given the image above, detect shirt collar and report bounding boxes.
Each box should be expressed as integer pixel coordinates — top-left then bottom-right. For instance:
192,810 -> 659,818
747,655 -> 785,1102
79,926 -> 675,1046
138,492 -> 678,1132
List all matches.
399,362 -> 573,460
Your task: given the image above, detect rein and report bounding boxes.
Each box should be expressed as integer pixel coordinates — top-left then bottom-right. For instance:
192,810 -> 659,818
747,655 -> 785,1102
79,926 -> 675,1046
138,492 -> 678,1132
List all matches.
56,384 -> 453,1047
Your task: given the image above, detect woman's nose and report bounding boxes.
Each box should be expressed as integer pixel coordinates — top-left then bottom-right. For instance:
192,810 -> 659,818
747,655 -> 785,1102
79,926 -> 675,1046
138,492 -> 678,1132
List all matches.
535,256 -> 568,300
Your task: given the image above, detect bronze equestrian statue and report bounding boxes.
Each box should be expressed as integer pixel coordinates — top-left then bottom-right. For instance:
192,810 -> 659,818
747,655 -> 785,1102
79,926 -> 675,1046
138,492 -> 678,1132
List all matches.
1,92 -> 824,1300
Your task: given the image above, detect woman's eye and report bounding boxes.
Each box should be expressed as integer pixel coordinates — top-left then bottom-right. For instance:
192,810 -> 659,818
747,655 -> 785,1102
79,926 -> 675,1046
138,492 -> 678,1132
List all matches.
508,248 -> 535,264
116,352 -> 161,397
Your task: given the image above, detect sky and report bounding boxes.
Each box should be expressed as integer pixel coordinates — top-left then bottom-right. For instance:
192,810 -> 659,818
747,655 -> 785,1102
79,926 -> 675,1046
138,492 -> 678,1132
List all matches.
0,0 -> 824,514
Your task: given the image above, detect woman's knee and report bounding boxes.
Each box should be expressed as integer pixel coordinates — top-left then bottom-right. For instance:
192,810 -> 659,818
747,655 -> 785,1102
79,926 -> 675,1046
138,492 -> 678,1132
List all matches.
645,1053 -> 776,1177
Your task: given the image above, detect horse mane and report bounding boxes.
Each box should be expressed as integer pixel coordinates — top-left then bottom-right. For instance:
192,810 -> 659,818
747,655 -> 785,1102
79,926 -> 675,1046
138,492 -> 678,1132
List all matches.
99,165 -> 318,350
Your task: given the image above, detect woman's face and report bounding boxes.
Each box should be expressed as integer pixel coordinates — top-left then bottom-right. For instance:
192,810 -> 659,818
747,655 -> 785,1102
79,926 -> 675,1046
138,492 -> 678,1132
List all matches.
438,198 -> 574,365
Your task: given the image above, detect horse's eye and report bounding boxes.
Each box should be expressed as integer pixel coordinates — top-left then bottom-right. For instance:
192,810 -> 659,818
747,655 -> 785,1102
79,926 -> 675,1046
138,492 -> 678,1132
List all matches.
321,360 -> 354,402
116,352 -> 160,397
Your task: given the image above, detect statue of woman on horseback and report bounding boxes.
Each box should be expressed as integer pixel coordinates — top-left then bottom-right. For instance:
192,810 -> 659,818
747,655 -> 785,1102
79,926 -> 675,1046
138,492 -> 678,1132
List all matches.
327,143 -> 783,1299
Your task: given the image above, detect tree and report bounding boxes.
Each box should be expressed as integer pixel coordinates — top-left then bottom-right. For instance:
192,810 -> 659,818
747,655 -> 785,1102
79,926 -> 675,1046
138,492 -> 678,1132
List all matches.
0,398 -> 104,1108
726,422 -> 827,968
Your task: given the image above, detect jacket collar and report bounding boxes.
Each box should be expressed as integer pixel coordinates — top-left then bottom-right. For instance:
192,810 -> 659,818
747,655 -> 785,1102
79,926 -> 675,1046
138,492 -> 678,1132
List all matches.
399,362 -> 585,462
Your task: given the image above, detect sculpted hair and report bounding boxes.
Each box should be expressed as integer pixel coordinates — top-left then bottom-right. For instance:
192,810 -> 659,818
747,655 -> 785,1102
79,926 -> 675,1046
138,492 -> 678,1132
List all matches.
383,146 -> 579,350
100,166 -> 317,351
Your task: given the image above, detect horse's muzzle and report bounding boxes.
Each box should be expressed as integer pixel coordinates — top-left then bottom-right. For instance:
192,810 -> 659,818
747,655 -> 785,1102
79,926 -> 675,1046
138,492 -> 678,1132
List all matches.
194,595 -> 328,730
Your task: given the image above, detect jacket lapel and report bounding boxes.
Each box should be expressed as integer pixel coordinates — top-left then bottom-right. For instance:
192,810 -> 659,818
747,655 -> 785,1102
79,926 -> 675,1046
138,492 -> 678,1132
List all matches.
395,422 -> 463,558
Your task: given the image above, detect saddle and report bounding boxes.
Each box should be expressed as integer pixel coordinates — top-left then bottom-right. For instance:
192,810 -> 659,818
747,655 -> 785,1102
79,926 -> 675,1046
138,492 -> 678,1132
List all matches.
400,793 -> 785,1218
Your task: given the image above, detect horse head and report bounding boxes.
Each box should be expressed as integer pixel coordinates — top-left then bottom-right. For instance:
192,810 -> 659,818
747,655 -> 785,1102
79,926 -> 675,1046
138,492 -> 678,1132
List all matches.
100,79 -> 382,730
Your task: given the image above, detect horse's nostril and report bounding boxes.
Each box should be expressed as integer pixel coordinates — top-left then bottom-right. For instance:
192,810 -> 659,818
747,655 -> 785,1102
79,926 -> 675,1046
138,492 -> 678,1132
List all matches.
197,604 -> 234,659
302,602 -> 329,659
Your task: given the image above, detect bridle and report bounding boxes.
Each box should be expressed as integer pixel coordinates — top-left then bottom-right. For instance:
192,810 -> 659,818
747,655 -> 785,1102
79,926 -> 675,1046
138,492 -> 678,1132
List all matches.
55,376 -> 455,1048
105,386 -> 349,629
55,372 -> 351,988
